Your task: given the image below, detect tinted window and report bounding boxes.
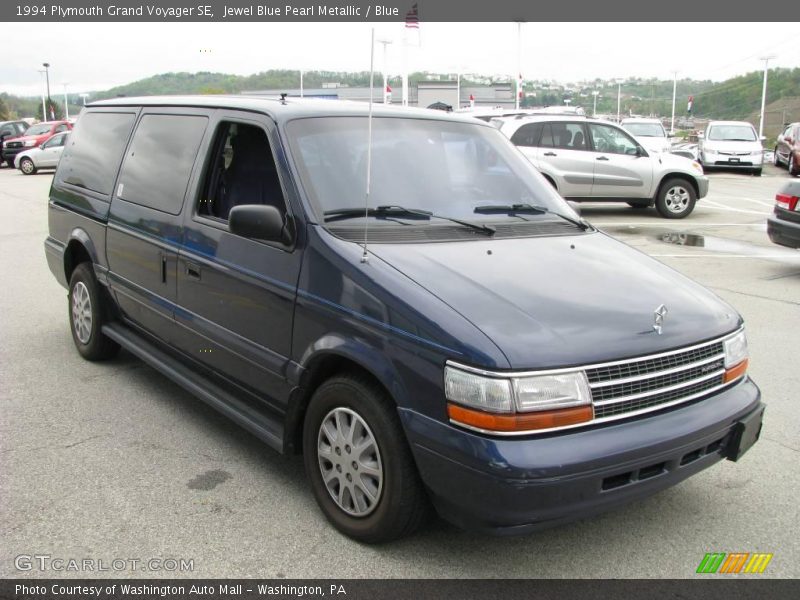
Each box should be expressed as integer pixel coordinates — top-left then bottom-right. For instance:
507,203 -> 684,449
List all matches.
510,123 -> 544,147
117,114 -> 208,215
56,112 -> 136,195
0,126 -> 14,136
588,123 -> 639,155
540,122 -> 587,150
54,124 -> 69,133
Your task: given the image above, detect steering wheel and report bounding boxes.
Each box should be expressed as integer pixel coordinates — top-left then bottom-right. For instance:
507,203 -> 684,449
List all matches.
595,138 -> 610,152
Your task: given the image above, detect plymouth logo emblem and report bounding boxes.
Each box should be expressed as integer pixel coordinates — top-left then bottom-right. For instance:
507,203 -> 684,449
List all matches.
653,304 -> 668,335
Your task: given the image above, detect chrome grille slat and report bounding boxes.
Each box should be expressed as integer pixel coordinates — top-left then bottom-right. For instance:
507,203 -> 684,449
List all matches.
587,339 -> 729,418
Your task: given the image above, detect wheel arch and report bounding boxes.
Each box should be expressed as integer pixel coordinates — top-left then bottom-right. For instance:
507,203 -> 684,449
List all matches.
284,338 -> 409,454
656,172 -> 699,199
63,229 -> 99,283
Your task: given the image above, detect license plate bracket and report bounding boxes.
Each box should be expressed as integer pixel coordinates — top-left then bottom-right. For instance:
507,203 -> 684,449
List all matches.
729,157 -> 740,163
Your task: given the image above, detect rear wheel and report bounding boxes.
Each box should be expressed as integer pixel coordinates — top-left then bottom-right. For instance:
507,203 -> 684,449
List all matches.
655,178 -> 696,219
68,263 -> 120,361
19,157 -> 36,175
789,154 -> 798,177
774,148 -> 781,167
303,374 -> 428,543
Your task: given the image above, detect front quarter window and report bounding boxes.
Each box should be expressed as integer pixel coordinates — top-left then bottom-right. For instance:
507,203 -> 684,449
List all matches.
588,123 -> 639,155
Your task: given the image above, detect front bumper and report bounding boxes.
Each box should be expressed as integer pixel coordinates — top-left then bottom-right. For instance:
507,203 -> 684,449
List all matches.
2,146 -> 25,162
767,215 -> 800,249
702,152 -> 763,169
401,377 -> 762,534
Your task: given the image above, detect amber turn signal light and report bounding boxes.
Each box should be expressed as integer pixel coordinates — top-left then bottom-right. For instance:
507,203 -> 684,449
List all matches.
724,358 -> 748,383
447,402 -> 593,433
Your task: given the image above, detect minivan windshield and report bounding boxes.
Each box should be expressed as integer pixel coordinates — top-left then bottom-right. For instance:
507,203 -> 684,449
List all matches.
623,122 -> 666,137
708,124 -> 757,142
286,116 -> 567,225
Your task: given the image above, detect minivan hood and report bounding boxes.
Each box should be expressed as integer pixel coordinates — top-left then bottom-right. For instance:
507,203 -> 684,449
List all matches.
370,232 -> 739,368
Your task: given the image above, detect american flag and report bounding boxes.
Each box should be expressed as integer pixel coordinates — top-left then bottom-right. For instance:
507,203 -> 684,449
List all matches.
405,3 -> 419,28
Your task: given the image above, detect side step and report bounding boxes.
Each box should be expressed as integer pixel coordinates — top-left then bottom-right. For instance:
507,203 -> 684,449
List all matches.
102,322 -> 285,453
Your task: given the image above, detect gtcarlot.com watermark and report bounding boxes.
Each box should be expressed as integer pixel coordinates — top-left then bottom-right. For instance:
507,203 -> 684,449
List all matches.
14,554 -> 194,573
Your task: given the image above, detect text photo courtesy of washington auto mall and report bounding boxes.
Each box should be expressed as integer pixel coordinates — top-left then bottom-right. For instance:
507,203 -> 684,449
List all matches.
1,1 -> 799,598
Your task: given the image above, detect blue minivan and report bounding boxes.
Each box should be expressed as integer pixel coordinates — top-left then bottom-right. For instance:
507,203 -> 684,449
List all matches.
45,96 -> 763,542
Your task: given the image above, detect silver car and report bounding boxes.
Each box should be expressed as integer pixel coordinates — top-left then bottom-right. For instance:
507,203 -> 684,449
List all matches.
698,121 -> 764,176
14,131 -> 69,175
497,114 -> 708,219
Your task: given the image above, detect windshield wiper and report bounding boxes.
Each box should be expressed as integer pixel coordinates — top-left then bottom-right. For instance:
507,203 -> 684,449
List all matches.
324,205 -> 495,236
473,203 -> 590,231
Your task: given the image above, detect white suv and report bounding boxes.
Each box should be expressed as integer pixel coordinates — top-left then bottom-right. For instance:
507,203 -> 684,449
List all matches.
497,114 -> 709,219
699,120 -> 764,176
620,117 -> 672,154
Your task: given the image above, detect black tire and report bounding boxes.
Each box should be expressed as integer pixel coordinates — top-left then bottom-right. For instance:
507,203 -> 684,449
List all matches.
68,262 -> 120,361
655,177 -> 696,219
789,154 -> 798,177
751,168 -> 762,177
19,157 -> 36,175
302,374 -> 429,543
773,148 -> 781,167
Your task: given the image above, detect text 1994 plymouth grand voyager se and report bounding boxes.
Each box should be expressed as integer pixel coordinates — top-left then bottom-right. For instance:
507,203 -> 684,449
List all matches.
45,97 -> 763,542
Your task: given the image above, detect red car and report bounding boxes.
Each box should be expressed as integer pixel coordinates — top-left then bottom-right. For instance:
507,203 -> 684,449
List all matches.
773,122 -> 800,176
2,120 -> 72,167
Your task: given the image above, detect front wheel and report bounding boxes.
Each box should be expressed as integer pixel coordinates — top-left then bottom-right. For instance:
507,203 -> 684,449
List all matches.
655,178 -> 696,219
302,374 -> 428,543
789,154 -> 798,177
68,263 -> 120,361
774,148 -> 781,167
19,157 -> 36,175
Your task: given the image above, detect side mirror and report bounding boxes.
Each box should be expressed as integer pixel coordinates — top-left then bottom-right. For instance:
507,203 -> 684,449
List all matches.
759,135 -> 767,142
635,145 -> 647,157
228,205 -> 292,245
697,132 -> 705,139
567,201 -> 581,216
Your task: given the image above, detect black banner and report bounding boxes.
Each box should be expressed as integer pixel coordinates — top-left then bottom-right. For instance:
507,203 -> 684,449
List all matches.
2,0 -> 799,22
1,580 -> 799,600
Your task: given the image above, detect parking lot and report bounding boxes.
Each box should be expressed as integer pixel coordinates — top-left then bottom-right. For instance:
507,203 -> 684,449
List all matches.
1,163 -> 798,579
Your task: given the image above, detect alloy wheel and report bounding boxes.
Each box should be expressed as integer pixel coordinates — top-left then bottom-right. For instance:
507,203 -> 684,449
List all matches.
71,281 -> 92,344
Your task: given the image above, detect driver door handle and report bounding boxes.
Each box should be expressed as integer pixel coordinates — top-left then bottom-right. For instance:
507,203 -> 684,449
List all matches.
596,156 -> 610,161
543,152 -> 557,156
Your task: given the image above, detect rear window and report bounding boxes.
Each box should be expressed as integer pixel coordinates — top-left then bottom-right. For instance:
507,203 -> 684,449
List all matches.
116,114 -> 208,215
56,112 -> 136,196
510,122 -> 544,147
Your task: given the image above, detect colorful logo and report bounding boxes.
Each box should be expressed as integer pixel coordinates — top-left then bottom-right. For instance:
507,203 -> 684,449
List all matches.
696,552 -> 773,574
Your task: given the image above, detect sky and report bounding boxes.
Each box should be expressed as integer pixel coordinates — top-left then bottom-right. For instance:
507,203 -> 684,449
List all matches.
2,22 -> 799,97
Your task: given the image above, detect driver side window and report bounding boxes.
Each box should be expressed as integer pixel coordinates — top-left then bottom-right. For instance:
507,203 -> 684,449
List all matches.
588,123 -> 639,155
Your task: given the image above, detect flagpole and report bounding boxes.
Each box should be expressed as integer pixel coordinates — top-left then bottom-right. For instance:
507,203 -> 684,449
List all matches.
402,32 -> 408,107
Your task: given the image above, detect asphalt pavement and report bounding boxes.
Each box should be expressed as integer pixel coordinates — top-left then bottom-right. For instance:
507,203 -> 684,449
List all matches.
1,164 -> 798,578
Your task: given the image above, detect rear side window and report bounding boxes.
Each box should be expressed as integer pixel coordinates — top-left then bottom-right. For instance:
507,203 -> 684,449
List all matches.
510,123 -> 543,147
56,112 -> 136,196
117,114 -> 208,215
541,122 -> 587,150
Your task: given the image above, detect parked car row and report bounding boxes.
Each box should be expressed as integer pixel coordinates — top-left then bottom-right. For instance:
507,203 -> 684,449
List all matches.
493,113 -> 708,218
0,120 -> 72,171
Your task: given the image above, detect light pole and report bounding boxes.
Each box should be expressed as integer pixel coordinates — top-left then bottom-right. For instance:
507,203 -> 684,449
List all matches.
758,55 -> 776,139
42,62 -> 52,119
670,70 -> 678,135
62,83 -> 69,120
592,90 -> 599,116
376,38 -> 392,104
79,93 -> 89,106
616,78 -> 624,123
37,69 -> 47,121
515,22 -> 524,110
299,69 -> 304,98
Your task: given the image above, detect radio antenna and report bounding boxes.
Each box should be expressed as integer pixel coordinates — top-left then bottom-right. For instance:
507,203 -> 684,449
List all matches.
361,28 -> 376,264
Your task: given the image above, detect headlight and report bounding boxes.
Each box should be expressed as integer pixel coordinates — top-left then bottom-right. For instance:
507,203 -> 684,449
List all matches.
444,365 -> 593,433
723,329 -> 748,383
691,161 -> 704,173
23,140 -> 36,147
751,150 -> 763,156
703,147 -> 716,155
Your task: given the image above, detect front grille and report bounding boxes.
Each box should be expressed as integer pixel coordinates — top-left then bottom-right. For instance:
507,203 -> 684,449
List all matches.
5,141 -> 22,149
588,339 -> 729,420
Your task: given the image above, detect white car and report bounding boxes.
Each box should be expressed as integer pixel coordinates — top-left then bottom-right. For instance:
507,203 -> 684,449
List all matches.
14,131 -> 69,175
620,117 -> 672,154
497,114 -> 708,218
698,121 -> 764,176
